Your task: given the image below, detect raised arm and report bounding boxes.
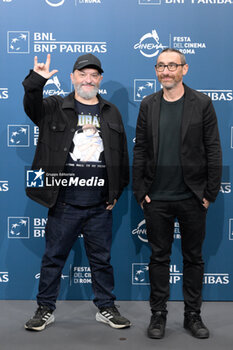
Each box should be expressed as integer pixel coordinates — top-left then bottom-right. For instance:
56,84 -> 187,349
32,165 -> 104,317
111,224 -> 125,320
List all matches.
33,54 -> 58,79
22,54 -> 58,126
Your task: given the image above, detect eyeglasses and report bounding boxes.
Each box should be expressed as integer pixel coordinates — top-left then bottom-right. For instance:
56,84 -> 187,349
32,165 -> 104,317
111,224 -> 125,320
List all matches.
155,63 -> 185,72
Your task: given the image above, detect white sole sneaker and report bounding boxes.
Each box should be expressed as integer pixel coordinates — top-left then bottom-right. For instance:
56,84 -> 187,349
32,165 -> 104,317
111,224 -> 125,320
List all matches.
25,314 -> 55,331
96,312 -> 131,329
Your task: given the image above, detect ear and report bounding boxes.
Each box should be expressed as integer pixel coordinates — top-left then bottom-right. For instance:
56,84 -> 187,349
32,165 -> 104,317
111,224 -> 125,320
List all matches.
182,64 -> 189,77
154,66 -> 159,78
70,72 -> 74,84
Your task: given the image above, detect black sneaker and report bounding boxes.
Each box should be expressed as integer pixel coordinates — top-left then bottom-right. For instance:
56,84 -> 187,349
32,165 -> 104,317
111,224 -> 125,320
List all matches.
147,311 -> 167,339
184,312 -> 209,339
96,306 -> 131,329
25,305 -> 55,331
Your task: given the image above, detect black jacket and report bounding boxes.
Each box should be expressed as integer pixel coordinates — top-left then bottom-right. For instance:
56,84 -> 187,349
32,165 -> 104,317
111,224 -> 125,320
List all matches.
23,70 -> 129,208
133,84 -> 222,204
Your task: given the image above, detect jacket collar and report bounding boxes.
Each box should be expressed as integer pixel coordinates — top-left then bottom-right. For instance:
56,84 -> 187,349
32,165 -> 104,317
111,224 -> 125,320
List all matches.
151,89 -> 162,153
181,84 -> 195,143
153,83 -> 194,102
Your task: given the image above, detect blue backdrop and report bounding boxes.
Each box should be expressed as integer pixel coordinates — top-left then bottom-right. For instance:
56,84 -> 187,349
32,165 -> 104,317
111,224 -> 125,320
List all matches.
0,0 -> 233,302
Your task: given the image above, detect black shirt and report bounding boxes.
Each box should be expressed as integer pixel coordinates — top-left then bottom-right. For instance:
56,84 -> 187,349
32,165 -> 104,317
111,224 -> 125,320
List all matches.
149,95 -> 192,201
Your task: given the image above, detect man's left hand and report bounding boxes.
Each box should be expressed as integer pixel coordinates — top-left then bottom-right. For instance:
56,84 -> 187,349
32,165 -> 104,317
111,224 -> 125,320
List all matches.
106,199 -> 117,210
202,198 -> 210,209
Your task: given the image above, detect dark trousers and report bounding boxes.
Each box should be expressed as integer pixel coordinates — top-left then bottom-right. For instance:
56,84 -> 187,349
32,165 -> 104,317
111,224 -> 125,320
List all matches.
143,197 -> 207,314
37,202 -> 115,311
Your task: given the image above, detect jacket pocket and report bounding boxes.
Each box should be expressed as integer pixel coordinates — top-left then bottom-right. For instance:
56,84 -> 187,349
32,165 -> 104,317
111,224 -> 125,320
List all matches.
107,122 -> 123,151
40,122 -> 66,151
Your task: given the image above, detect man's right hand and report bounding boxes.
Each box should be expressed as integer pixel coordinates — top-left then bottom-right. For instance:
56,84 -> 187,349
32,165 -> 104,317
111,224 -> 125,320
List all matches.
33,54 -> 58,79
140,195 -> 151,209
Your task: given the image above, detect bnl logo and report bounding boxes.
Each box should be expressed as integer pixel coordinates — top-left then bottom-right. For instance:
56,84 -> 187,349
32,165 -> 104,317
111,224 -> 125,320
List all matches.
134,79 -> 156,101
229,219 -> 233,240
8,125 -> 29,147
8,217 -> 30,239
27,169 -> 45,188
7,31 -> 30,54
132,263 -> 149,285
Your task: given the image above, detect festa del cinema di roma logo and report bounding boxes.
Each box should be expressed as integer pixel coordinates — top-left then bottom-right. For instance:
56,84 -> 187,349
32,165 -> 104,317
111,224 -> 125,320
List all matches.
134,29 -> 166,58
132,219 -> 148,242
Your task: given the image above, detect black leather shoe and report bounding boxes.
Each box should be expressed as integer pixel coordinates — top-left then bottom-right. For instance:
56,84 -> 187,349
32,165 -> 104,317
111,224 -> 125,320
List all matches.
147,311 -> 166,339
184,312 -> 209,339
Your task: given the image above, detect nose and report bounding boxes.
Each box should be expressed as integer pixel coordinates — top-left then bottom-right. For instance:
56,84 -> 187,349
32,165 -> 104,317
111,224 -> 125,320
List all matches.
85,74 -> 92,83
163,65 -> 170,73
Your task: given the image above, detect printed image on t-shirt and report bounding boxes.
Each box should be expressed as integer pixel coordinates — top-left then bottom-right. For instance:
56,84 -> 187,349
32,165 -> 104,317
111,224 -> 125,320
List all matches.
70,123 -> 104,162
57,101 -> 108,206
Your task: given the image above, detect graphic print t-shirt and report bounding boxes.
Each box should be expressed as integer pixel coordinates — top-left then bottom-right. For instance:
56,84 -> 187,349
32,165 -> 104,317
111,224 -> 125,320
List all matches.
58,100 -> 108,206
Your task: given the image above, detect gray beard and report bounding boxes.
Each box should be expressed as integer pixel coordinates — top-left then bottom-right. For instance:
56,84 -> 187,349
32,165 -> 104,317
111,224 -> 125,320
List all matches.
75,83 -> 99,100
161,81 -> 176,90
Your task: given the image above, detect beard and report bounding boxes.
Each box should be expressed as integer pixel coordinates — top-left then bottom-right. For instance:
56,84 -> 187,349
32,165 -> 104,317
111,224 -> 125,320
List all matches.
74,82 -> 99,100
159,73 -> 183,90
161,81 -> 177,90
159,76 -> 176,90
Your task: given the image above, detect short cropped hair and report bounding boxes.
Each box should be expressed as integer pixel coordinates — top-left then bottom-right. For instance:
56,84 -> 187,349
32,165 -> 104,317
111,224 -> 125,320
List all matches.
157,48 -> 186,65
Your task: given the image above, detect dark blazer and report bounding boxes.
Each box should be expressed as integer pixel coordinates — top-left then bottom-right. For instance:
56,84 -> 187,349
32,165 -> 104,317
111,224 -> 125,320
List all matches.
133,84 -> 222,204
23,70 -> 129,208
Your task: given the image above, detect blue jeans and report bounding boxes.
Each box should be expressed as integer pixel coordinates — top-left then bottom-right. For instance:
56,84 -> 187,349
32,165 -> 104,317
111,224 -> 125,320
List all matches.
37,202 -> 115,311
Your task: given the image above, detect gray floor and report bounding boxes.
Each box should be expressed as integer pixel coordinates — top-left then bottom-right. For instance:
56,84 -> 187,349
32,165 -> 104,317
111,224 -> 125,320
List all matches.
0,301 -> 232,350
